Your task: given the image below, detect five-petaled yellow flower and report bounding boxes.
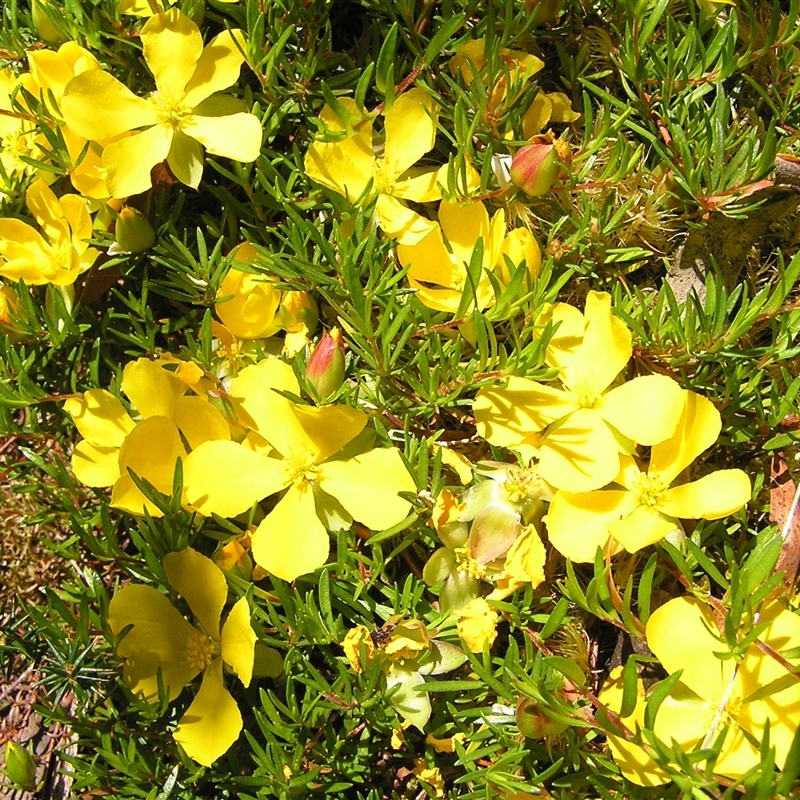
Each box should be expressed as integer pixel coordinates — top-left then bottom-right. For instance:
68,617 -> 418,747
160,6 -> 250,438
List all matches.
182,359 -> 416,581
61,9 -> 262,198
545,391 -> 751,561
474,291 -> 686,492
305,89 -> 473,245
108,547 -> 256,766
602,597 -> 800,783
0,179 -> 98,286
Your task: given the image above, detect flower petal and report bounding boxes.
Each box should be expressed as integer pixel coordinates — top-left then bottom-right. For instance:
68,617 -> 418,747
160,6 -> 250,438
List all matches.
545,489 -> 634,562
122,358 -> 185,419
173,659 -> 242,766
560,291 -> 631,394
456,597 -> 498,653
316,447 -> 415,530
230,359 -> 300,438
164,548 -> 227,640
304,100 -> 374,201
108,583 -> 200,701
538,408 -> 621,493
474,377 -> 573,447
183,439 -> 289,517
384,87 -> 437,178
62,71 -> 157,140
167,127 -> 204,189
216,268 -> 281,339
659,470 -> 751,520
602,375 -> 686,446
181,110 -> 262,162
375,194 -> 437,244
608,503 -> 678,552
172,396 -> 231,449
65,388 -> 134,448
112,416 -> 186,514
397,223 -> 462,289
650,391 -> 722,483
220,596 -> 256,686
251,483 -> 329,581
439,199 -> 490,267
103,124 -> 174,198
503,524 -> 547,587
598,666 -> 671,787
646,596 -> 732,701
182,29 -> 247,108
289,403 -> 367,462
70,441 -> 121,487
141,9 -> 203,101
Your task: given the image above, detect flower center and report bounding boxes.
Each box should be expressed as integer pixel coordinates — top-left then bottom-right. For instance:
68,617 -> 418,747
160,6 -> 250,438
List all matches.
185,630 -> 217,671
286,449 -> 319,486
453,546 -> 488,580
630,472 -> 668,507
569,380 -> 602,409
150,91 -> 193,128
504,466 -> 541,503
1,129 -> 37,172
372,156 -> 397,193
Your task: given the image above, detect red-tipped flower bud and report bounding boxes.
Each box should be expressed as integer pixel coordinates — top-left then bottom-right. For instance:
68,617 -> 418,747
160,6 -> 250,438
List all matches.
306,328 -> 345,402
4,741 -> 37,790
509,136 -> 570,196
113,207 -> 156,254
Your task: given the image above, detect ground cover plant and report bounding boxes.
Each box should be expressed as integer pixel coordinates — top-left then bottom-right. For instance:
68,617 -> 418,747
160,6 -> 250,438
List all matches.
2,0 -> 800,797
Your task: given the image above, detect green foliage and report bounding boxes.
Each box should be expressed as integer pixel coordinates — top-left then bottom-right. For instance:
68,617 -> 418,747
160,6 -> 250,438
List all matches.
2,0 -> 800,797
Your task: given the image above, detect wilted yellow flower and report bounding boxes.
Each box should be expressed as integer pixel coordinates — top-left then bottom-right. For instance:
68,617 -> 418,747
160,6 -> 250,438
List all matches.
62,9 -> 261,198
0,179 -> 98,286
456,597 -> 498,652
108,548 -> 256,766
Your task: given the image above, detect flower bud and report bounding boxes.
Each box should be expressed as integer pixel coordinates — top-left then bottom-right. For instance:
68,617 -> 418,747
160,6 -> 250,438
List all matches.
526,0 -> 565,26
515,697 -> 568,739
0,284 -> 20,329
112,207 -> 156,254
213,538 -> 253,581
509,137 -> 570,196
32,0 -> 66,44
305,328 -> 345,402
4,741 -> 36,790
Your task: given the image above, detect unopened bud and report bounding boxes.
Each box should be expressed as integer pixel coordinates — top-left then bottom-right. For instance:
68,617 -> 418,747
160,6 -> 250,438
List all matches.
112,207 -> 156,254
4,741 -> 36,790
305,328 -> 345,402
526,0 -> 565,26
515,697 -> 568,739
509,137 -> 570,196
32,0 -> 66,44
213,538 -> 253,581
0,285 -> 20,329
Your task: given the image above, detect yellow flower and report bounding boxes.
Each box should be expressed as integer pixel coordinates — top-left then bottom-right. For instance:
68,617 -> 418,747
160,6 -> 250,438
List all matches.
0,179 -> 98,286
20,42 -> 113,199
342,625 -> 377,674
474,291 -> 687,492
108,548 -> 256,766
449,38 -> 544,118
607,597 -> 800,782
598,666 -> 670,787
396,199 -> 506,313
0,68 -> 39,183
456,597 -> 498,652
65,357 -> 232,515
495,227 -> 541,288
61,9 -> 261,198
182,359 -> 416,581
544,391 -> 751,561
305,89 -> 471,245
215,242 -> 282,340
412,760 -> 445,797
